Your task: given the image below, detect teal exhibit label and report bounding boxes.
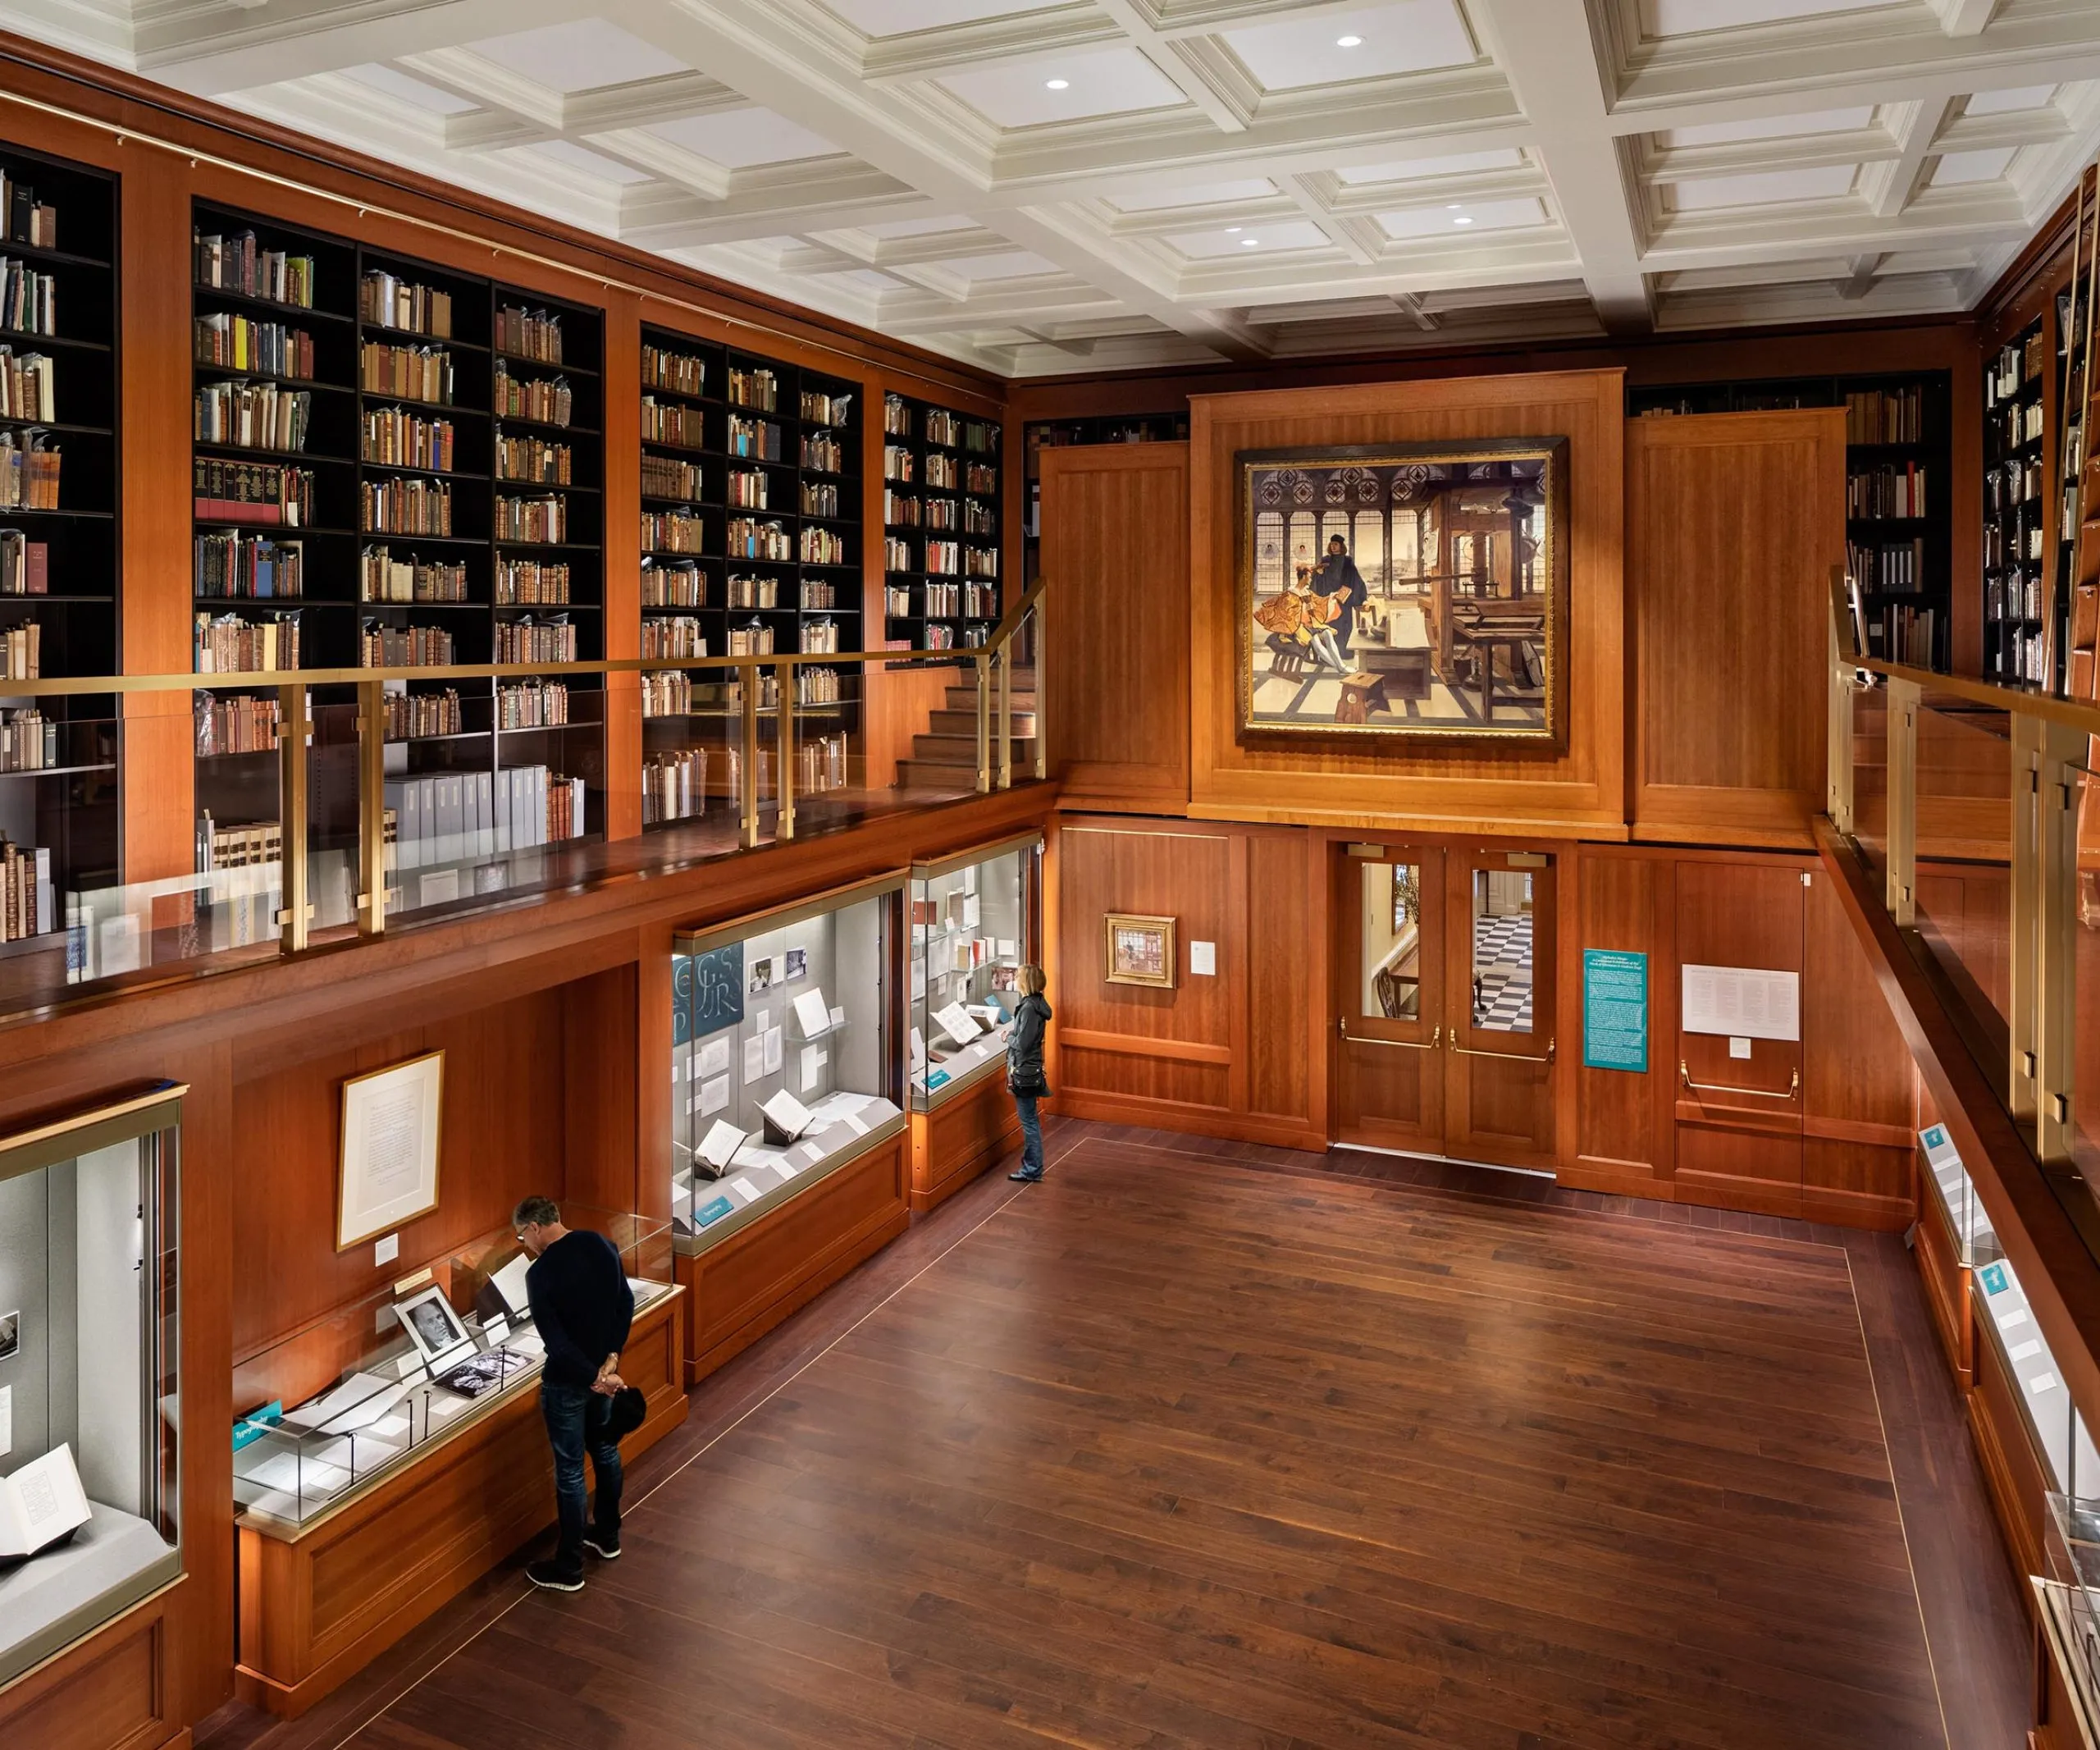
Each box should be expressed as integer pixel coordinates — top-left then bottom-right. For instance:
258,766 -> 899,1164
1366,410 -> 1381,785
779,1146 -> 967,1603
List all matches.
694,1195 -> 735,1228
1582,948 -> 1648,1073
1979,1262 -> 2009,1296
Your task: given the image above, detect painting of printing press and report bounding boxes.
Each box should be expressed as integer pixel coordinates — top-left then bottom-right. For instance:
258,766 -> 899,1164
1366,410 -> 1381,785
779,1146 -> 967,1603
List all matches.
1237,441 -> 1568,745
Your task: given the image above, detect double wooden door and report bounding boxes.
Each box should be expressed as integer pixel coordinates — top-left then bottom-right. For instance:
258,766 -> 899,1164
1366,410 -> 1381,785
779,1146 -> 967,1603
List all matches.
1333,843 -> 1558,1169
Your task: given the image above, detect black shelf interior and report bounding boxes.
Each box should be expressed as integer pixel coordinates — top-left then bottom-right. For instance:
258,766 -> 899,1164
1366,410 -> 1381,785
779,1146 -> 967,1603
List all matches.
0,139 -> 122,927
1980,318 -> 2052,686
191,200 -> 609,867
882,391 -> 1001,653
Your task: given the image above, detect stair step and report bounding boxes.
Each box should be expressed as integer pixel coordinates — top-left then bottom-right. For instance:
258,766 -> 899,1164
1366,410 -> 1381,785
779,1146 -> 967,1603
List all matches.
927,708 -> 1039,736
943,686 -> 1037,712
909,733 -> 1037,766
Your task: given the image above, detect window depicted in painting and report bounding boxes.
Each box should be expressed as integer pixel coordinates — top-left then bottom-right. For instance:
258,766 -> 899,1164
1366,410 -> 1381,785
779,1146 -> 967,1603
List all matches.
1236,441 -> 1568,743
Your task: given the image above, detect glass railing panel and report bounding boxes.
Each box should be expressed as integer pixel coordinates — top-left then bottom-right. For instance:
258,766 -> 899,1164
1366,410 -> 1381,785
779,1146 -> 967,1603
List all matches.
1913,697 -> 2016,1068
2072,752 -> 2100,1197
1849,679 -> 1889,881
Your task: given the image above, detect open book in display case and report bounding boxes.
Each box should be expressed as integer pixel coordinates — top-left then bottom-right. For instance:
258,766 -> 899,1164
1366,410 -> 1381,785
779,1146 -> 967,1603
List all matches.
0,1084 -> 182,1692
910,833 -> 1039,1108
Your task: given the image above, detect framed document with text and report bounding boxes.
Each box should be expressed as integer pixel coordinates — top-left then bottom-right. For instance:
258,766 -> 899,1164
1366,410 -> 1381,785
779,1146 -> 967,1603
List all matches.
337,1051 -> 444,1250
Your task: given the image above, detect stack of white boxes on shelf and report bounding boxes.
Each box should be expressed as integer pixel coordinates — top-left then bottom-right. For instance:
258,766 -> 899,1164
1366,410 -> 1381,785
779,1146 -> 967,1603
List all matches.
381,764 -> 585,906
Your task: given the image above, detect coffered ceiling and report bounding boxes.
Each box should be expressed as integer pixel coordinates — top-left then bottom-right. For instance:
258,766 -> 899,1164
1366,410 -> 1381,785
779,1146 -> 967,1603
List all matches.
12,0 -> 2100,376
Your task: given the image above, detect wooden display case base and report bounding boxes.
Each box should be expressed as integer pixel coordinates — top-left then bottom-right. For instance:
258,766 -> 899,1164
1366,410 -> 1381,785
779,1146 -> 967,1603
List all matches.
1915,1179 -> 1976,1389
235,1290 -> 687,1720
678,1132 -> 909,1382
0,1582 -> 184,1750
912,1067 -> 1020,1216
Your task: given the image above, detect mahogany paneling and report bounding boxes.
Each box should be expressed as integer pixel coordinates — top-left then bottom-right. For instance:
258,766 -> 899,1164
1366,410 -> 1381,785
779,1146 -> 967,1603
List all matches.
677,1134 -> 910,1381
1628,410 -> 1845,848
1186,372 -> 1628,837
1970,1323 -> 2050,1592
0,1597 -> 171,1750
235,1291 -> 685,1719
563,962 -> 642,1218
601,292 -> 643,842
1039,443 -> 1191,811
1802,866 -> 1915,1225
1243,829 -> 1318,1129
911,1067 -> 1020,1215
1567,848 -> 1670,1192
1673,859 -> 1806,1127
1915,1170 -> 1976,1389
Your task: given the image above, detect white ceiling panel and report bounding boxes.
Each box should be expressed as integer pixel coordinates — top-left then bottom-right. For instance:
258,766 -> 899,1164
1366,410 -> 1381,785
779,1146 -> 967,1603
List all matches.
21,0 -> 2100,376
1219,1 -> 1477,93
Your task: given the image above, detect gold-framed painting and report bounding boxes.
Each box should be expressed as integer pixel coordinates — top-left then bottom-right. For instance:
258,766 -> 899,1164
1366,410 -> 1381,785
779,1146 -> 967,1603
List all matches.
336,1049 -> 445,1250
1103,914 -> 1176,988
1236,439 -> 1570,746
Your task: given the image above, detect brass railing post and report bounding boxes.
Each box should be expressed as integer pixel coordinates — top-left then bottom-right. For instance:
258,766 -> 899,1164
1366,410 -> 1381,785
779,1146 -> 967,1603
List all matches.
738,661 -> 760,851
1033,594 -> 1048,782
974,649 -> 993,794
2037,720 -> 2088,1161
356,678 -> 387,935
997,637 -> 1013,792
276,681 -> 311,953
775,657 -> 797,842
2012,713 -> 2045,1120
1885,676 -> 1919,927
1827,610 -> 1854,835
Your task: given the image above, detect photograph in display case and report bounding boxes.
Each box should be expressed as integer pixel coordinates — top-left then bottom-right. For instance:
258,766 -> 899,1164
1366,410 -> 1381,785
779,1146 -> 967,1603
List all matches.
337,1051 -> 444,1250
1105,913 -> 1176,988
911,838 -> 1039,1105
670,876 -> 906,1245
395,1283 -> 471,1367
0,1087 -> 184,1690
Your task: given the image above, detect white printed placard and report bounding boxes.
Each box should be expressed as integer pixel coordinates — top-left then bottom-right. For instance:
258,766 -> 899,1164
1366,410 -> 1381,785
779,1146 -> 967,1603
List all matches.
1680,964 -> 1800,1042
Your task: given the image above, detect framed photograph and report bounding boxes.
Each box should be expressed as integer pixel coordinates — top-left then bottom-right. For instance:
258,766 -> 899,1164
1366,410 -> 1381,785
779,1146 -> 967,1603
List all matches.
1237,439 -> 1569,746
748,956 -> 774,995
1104,914 -> 1176,988
336,1051 -> 443,1251
394,1283 -> 470,1368
0,1309 -> 16,1361
783,946 -> 808,982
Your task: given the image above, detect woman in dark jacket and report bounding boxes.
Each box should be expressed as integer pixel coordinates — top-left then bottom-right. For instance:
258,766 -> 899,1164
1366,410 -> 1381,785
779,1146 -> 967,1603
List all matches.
1007,964 -> 1052,1182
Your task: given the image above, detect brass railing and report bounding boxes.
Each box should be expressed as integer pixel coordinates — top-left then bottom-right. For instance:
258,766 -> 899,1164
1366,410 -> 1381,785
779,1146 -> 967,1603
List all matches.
4,577 -> 1048,957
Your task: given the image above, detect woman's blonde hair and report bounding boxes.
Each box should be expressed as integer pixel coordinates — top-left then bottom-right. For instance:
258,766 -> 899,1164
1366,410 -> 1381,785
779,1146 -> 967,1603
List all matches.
1017,963 -> 1047,997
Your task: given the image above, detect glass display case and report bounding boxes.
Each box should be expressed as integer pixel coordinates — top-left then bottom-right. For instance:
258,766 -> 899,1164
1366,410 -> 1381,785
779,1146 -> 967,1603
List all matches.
231,1207 -> 671,1530
0,1086 -> 183,1691
909,835 -> 1039,1108
2043,1491 -> 2100,1734
669,874 -> 904,1250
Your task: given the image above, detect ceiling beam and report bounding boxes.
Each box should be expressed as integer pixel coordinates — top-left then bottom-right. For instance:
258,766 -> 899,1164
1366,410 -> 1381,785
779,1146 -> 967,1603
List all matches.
1863,96 -> 1956,218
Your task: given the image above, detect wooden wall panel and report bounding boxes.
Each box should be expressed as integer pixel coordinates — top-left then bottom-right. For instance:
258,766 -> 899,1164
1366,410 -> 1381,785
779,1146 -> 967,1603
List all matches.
1186,372 -> 1625,836
1802,867 -> 1915,1225
564,961 -> 642,1217
1567,850 -> 1670,1192
1244,830 -> 1317,1128
601,290 -> 643,841
1041,444 -> 1191,811
0,1600 -> 171,1750
1628,410 -> 1846,848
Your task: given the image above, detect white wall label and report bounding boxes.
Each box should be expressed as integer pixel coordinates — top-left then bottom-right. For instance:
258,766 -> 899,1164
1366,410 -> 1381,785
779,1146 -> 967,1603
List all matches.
374,1232 -> 399,1267
1728,1036 -> 1751,1059
0,1384 -> 11,1455
1681,964 -> 1800,1042
1189,940 -> 1217,976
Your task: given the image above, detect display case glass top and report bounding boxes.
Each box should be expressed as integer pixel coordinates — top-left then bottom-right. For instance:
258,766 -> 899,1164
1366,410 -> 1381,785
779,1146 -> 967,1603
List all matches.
0,1086 -> 183,1691
910,834 -> 1039,1109
669,873 -> 904,1253
231,1205 -> 671,1534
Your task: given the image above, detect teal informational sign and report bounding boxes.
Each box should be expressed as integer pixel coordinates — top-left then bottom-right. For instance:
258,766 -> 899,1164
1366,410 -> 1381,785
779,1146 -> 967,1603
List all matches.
1582,948 -> 1648,1072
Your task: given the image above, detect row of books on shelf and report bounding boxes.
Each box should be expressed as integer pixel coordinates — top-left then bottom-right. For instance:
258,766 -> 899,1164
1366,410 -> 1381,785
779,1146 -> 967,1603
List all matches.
1986,456 -> 2045,514
363,477 -> 451,536
886,583 -> 997,619
494,367 -> 571,427
360,622 -> 453,667
804,482 -> 841,519
194,229 -> 315,308
641,455 -> 701,501
196,456 -> 313,526
803,432 -> 845,473
193,692 -> 278,756
497,679 -> 569,728
0,839 -> 52,944
1,174 -> 58,251
495,306 -> 563,364
642,397 -> 703,450
194,313 -> 313,380
197,814 -> 281,870
1847,463 -> 1928,519
194,610 -> 299,673
497,432 -> 571,485
800,390 -> 852,427
386,765 -> 586,869
197,379 -> 308,451
1865,605 -> 1937,667
1844,386 -> 1924,445
496,616 -> 576,664
362,342 -> 453,407
393,689 -> 460,739
726,469 -> 770,509
1995,624 -> 2049,683
196,531 -> 304,599
645,509 -> 703,555
728,416 -> 780,462
1996,399 -> 2047,451
1,256 -> 57,337
363,546 -> 465,603
0,619 -> 39,679
362,272 -> 450,340
0,530 -> 48,595
0,706 -> 57,772
1847,537 -> 1926,595
498,559 -> 570,605
1984,519 -> 2048,569
1986,571 -> 2043,624
207,686 -> 581,748
365,407 -> 454,472
728,368 -> 778,413
496,494 -> 566,545
642,617 -> 707,660
800,731 -> 848,794
1987,333 -> 2048,406
728,519 -> 792,562
884,492 -> 992,534
641,559 -> 703,606
883,448 -> 995,493
642,345 -> 704,398
642,747 -> 710,826
0,346 -> 54,423
883,398 -> 998,454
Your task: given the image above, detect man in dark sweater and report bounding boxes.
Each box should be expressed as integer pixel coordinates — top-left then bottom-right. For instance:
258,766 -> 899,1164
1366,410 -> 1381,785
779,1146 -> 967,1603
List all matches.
514,1195 -> 633,1591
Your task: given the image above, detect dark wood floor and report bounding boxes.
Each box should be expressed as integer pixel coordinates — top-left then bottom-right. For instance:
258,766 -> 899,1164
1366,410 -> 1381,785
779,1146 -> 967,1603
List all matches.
202,1122 -> 2032,1750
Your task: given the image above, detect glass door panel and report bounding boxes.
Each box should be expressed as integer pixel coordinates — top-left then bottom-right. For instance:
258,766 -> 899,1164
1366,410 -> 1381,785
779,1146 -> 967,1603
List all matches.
1334,845 -> 1445,1152
1445,850 -> 1558,1167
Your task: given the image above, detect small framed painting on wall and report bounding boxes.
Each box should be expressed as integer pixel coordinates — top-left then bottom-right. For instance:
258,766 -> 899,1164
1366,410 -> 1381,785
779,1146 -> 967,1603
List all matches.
1104,914 -> 1176,988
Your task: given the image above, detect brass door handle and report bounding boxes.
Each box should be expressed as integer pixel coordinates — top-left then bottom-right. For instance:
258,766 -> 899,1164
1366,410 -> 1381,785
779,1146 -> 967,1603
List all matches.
1680,1061 -> 1800,1100
1450,1037 -> 1552,1064
1340,1022 -> 1440,1049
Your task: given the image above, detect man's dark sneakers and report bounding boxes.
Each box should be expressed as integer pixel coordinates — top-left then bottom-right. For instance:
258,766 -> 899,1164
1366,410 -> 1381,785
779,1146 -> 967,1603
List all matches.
582,1531 -> 622,1560
1009,1167 -> 1043,1182
527,1559 -> 585,1592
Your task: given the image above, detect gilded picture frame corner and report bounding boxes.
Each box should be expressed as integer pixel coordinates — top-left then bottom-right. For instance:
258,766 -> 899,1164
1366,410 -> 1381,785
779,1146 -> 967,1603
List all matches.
1234,436 -> 1572,752
1103,912 -> 1177,989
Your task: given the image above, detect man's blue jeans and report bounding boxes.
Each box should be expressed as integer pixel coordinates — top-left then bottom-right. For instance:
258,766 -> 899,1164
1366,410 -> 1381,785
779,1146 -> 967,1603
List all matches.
1015,1093 -> 1043,1177
541,1381 -> 621,1570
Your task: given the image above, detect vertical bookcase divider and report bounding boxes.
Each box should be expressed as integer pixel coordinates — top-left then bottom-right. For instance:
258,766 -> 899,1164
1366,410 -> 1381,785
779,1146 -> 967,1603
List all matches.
190,201 -> 606,925
0,140 -> 120,951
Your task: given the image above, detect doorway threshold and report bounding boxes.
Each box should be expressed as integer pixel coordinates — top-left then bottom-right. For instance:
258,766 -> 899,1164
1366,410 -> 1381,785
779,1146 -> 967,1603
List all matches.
1328,1140 -> 1555,1181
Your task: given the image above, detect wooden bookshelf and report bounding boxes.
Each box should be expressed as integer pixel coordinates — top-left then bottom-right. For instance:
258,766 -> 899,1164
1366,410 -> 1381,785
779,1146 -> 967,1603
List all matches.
1627,373 -> 1953,671
0,141 -> 120,947
190,203 -> 608,887
637,322 -> 861,829
1981,318 -> 2051,683
1020,413 -> 1186,595
881,392 -> 1001,652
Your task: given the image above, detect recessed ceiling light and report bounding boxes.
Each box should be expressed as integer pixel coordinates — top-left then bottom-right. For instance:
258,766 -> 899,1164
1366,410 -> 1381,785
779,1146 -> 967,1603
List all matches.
1240,237 -> 1259,246
1226,225 -> 1243,233
1336,34 -> 1363,47
1447,203 -> 1463,210
1044,77 -> 1069,89
1453,215 -> 1472,225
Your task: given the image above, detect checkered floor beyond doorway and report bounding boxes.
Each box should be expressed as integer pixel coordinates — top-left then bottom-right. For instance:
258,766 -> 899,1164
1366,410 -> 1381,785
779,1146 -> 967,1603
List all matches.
1472,912 -> 1533,1032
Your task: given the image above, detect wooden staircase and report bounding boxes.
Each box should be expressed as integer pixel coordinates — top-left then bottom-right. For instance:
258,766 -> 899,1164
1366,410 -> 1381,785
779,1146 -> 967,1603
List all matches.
896,674 -> 1038,789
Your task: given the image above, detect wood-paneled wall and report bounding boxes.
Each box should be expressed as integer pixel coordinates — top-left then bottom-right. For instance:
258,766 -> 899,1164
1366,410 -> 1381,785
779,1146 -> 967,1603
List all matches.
1628,410 -> 1846,847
